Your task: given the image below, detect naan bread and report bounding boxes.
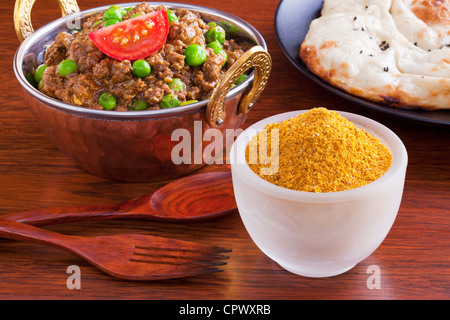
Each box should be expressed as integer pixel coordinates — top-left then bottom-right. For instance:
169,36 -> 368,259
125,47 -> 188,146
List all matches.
300,0 -> 450,110
391,0 -> 450,50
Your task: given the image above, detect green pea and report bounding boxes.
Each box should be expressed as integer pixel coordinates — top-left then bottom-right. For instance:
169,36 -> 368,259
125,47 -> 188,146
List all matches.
109,5 -> 127,15
207,41 -> 227,66
118,8 -> 128,16
58,60 -> 77,77
104,19 -> 120,27
130,99 -> 148,111
98,92 -> 117,110
207,40 -> 223,53
34,64 -> 48,83
168,78 -> 186,92
180,99 -> 199,106
185,44 -> 207,67
218,50 -> 227,67
26,72 -> 36,86
167,9 -> 178,23
132,60 -> 151,78
160,94 -> 180,108
103,8 -> 123,22
235,74 -> 248,86
205,26 -> 226,44
207,40 -> 228,66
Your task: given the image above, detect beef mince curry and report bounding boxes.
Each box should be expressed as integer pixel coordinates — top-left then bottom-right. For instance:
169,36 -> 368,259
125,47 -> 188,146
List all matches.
32,3 -> 251,111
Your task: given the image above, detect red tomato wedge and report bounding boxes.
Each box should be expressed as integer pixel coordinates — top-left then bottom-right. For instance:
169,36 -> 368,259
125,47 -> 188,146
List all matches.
88,10 -> 169,61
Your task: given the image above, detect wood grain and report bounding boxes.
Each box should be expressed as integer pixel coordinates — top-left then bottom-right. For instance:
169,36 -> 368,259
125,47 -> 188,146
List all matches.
0,0 -> 449,299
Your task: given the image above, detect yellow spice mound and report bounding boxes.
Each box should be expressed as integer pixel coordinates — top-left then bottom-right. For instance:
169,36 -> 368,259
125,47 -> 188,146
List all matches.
245,108 -> 393,192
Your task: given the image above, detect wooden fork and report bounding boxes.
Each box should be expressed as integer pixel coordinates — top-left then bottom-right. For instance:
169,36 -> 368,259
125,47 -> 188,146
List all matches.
0,219 -> 231,280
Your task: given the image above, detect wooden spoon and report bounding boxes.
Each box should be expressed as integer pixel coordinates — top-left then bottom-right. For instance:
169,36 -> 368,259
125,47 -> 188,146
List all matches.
0,218 -> 231,280
1,171 -> 236,227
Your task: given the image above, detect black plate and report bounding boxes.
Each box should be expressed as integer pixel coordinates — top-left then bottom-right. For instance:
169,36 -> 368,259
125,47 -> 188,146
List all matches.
274,0 -> 450,128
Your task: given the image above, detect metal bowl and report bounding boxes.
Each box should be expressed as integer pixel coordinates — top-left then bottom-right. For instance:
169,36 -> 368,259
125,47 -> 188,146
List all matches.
13,0 -> 271,182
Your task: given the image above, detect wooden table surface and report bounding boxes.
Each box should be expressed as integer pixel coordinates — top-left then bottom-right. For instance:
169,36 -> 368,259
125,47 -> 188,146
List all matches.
0,0 -> 449,300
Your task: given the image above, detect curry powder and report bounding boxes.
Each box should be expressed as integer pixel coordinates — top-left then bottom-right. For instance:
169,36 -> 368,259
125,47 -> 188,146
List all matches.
245,108 -> 393,193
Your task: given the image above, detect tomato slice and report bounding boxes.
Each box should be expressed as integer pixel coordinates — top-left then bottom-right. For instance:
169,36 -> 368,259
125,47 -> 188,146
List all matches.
88,10 -> 169,61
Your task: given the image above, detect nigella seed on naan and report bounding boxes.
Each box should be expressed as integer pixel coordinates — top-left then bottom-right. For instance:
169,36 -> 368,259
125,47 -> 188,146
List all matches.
300,0 -> 450,110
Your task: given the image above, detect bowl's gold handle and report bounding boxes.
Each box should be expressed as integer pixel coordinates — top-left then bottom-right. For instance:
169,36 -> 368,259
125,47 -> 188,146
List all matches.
206,45 -> 272,126
14,0 -> 80,42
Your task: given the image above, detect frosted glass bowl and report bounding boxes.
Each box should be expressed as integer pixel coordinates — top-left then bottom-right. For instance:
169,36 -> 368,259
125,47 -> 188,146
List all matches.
230,110 -> 408,277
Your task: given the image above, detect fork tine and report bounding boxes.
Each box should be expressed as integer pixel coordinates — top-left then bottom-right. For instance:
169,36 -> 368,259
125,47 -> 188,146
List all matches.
109,234 -> 231,280
132,251 -> 229,264
131,243 -> 231,270
130,256 -> 227,268
129,254 -> 228,276
129,257 -> 226,277
128,241 -> 230,277
134,244 -> 232,254
134,245 -> 230,259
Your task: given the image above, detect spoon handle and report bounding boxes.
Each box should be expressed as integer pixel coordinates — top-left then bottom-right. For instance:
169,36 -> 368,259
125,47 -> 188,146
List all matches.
0,203 -> 124,227
0,171 -> 235,226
